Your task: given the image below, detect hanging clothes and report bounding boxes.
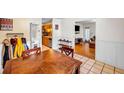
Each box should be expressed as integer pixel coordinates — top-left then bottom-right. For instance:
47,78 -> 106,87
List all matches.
10,38 -> 17,46
21,38 -> 26,44
21,38 -> 29,50
23,44 -> 29,50
10,38 -> 17,55
2,39 -> 12,68
14,37 -> 25,58
3,46 -> 9,68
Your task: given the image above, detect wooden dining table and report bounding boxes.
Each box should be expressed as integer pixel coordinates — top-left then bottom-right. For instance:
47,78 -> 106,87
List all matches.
3,49 -> 82,74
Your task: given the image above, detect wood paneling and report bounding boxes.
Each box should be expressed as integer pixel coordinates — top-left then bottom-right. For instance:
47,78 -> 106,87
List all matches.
96,40 -> 124,69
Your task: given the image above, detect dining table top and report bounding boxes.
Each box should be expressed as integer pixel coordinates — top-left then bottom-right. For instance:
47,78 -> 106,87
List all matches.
3,49 -> 82,74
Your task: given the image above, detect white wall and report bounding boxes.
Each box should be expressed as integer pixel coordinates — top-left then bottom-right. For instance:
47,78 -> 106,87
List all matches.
96,18 -> 124,69
96,19 -> 124,42
61,18 -> 75,48
83,23 -> 96,38
52,18 -> 76,50
52,18 -> 62,50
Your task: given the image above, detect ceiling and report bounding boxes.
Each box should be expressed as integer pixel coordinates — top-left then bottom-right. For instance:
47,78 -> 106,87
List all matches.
75,18 -> 96,24
42,18 -> 52,24
42,18 -> 96,24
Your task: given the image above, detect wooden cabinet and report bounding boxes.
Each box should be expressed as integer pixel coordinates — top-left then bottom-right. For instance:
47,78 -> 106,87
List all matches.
42,36 -> 52,48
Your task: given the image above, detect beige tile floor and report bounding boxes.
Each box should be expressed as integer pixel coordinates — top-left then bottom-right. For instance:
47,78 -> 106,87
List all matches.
74,53 -> 124,74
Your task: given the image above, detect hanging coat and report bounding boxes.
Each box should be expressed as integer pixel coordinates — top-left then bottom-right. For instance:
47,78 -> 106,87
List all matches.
21,38 -> 29,50
14,37 -> 25,58
2,39 -> 13,68
10,38 -> 17,55
2,45 -> 13,59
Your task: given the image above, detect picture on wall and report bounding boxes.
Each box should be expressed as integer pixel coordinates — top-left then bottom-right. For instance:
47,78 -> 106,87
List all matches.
0,18 -> 13,31
55,24 -> 59,30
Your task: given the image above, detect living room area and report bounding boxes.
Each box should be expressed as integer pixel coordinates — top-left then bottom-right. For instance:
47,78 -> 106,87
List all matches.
75,20 -> 96,59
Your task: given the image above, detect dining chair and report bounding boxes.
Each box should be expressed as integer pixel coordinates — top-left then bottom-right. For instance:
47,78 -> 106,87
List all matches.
60,46 -> 74,58
22,47 -> 41,59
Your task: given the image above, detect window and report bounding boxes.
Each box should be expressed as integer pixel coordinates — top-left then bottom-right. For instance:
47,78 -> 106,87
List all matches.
84,27 -> 90,41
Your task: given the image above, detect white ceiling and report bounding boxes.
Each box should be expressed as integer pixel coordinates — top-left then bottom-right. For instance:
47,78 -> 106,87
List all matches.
75,18 -> 96,24
42,18 -> 52,24
41,18 -> 96,24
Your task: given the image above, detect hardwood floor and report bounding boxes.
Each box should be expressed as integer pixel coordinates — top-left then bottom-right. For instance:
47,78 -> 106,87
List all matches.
75,42 -> 95,59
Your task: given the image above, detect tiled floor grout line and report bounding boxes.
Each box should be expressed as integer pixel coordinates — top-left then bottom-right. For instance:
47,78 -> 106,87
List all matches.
58,51 -> 124,74
100,64 -> 105,74
74,54 -> 102,74
74,53 -> 118,74
80,59 -> 91,74
87,61 -> 96,74
82,60 -> 88,66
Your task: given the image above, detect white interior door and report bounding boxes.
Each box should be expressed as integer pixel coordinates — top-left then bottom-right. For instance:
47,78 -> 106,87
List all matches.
30,23 -> 41,48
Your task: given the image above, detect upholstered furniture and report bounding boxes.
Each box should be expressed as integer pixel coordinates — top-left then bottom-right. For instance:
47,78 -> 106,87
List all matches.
75,38 -> 83,44
89,41 -> 95,48
89,36 -> 95,48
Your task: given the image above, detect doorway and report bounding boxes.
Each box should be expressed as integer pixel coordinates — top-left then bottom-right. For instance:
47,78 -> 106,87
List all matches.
75,21 -> 96,59
42,18 -> 52,48
30,23 -> 41,49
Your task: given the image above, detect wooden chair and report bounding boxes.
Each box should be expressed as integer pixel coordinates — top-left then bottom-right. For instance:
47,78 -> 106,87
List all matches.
22,47 -> 41,59
60,46 -> 74,58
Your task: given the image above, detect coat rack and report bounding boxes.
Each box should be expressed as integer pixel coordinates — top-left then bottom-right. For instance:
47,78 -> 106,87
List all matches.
6,33 -> 24,38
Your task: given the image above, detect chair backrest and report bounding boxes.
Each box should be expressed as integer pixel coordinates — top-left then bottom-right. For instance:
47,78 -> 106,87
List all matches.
60,47 -> 74,58
22,47 -> 41,59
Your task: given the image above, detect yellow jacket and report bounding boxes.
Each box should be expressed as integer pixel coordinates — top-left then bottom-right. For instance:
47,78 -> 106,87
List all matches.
14,37 -> 25,58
